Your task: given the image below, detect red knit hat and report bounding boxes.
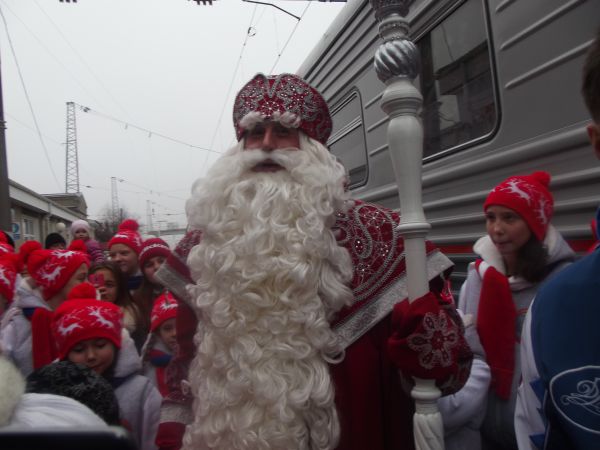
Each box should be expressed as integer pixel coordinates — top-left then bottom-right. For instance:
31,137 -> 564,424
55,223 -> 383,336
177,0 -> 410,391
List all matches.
483,171 -> 554,241
108,219 -> 143,254
139,237 -> 171,269
150,291 -> 178,332
52,283 -> 123,360
0,253 -> 22,303
233,73 -> 333,145
27,240 -> 90,300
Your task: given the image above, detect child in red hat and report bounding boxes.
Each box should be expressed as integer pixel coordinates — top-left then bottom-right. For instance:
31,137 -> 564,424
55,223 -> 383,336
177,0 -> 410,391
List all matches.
108,219 -> 143,292
133,237 -> 171,340
141,291 -> 178,397
438,171 -> 576,449
0,240 -> 90,377
52,282 -> 161,450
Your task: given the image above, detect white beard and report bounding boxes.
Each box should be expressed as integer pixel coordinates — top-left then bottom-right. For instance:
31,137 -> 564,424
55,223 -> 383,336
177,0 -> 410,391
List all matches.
183,134 -> 354,450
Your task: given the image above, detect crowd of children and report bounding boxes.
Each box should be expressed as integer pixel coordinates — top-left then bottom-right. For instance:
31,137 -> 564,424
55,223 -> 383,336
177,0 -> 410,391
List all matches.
0,220 -> 176,450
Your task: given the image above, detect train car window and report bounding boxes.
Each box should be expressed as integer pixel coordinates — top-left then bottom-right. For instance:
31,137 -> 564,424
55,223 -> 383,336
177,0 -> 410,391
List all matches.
417,0 -> 496,159
328,92 -> 368,188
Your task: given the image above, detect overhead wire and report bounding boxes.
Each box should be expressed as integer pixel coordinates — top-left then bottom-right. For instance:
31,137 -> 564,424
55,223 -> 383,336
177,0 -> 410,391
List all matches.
33,0 -> 132,119
208,4 -> 259,151
75,103 -> 220,154
0,4 -> 62,191
270,1 -> 311,73
0,0 -> 107,109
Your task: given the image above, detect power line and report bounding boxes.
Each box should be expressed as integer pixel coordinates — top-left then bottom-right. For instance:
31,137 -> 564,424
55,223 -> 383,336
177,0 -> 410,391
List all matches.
75,104 -> 220,154
0,4 -> 62,191
33,0 -> 131,119
208,4 -> 258,150
0,0 -> 107,110
270,2 -> 311,73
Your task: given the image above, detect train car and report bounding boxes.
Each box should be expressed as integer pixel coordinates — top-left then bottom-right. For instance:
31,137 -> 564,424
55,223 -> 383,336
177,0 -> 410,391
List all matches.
298,0 -> 600,289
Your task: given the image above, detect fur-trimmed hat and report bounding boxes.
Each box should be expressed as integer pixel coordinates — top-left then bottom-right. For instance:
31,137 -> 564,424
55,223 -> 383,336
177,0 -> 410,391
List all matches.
108,219 -> 143,254
27,240 -> 90,300
233,73 -> 332,145
483,171 -> 554,241
139,237 -> 171,269
150,291 -> 178,332
51,283 -> 122,360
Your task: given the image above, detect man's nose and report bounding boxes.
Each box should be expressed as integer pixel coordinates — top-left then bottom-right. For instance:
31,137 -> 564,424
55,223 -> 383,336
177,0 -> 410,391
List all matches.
261,128 -> 275,151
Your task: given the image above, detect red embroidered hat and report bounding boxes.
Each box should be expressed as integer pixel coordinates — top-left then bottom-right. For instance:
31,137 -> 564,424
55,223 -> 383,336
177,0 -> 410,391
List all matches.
483,171 -> 554,241
52,283 -> 123,360
27,242 -> 90,301
150,291 -> 178,332
0,253 -> 22,303
233,73 -> 333,145
139,237 -> 171,269
108,219 -> 143,254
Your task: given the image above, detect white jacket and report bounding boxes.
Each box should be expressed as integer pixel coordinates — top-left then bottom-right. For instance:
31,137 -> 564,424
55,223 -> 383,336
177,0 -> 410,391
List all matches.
438,225 -> 574,449
111,330 -> 161,450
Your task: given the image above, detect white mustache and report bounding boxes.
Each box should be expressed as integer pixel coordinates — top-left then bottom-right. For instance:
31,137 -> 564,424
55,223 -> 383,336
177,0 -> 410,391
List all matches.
236,148 -> 301,171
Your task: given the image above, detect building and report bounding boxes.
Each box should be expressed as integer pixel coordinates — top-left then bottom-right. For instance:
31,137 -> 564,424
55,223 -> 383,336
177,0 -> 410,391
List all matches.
8,179 -> 88,248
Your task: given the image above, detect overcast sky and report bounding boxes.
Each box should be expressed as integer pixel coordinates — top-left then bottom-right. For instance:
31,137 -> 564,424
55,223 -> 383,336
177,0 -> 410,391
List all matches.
0,0 -> 346,239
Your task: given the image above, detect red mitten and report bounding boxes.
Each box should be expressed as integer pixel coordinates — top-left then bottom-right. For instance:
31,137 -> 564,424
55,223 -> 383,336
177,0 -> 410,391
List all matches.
388,291 -> 473,395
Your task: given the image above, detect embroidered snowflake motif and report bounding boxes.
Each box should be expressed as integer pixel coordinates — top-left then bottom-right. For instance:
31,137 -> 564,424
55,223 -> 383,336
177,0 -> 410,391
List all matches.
407,310 -> 459,369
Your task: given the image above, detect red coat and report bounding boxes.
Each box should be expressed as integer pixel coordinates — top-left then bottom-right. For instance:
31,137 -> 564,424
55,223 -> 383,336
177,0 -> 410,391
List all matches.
155,201 -> 472,450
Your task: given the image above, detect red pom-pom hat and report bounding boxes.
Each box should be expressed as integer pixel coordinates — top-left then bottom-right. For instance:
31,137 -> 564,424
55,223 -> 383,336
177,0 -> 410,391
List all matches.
139,238 -> 171,269
150,291 -> 178,332
483,171 -> 554,241
108,219 -> 143,254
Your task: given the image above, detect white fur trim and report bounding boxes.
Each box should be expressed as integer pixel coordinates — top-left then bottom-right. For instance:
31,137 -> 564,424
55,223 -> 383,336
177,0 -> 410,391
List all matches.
238,110 -> 301,132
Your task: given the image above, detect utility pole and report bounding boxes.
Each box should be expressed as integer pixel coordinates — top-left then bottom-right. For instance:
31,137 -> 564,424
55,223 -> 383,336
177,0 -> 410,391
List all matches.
111,177 -> 120,224
146,200 -> 153,234
0,52 -> 11,232
65,102 -> 80,193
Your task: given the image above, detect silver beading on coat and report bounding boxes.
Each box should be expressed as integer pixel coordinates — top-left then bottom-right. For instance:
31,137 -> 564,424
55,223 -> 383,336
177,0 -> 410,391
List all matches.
374,39 -> 420,82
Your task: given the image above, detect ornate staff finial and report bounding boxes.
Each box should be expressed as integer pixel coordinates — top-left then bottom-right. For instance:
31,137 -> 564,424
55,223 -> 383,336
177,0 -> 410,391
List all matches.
369,1 -> 444,449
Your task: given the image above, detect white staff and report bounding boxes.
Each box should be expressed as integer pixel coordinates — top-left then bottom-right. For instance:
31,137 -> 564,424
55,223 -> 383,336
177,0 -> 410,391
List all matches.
369,1 -> 444,449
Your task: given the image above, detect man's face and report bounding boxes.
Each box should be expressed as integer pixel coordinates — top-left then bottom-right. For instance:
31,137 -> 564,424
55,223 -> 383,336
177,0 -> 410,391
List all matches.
243,122 -> 300,172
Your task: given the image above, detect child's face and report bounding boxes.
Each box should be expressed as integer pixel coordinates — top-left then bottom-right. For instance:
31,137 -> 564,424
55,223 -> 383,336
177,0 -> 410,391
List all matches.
143,256 -> 166,285
74,228 -> 89,240
59,264 -> 89,302
67,338 -> 116,375
91,268 -> 118,303
157,318 -> 177,353
485,205 -> 532,258
109,244 -> 139,276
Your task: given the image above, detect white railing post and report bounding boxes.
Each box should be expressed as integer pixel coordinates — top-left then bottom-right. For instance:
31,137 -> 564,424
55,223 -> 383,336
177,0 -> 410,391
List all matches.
369,1 -> 444,449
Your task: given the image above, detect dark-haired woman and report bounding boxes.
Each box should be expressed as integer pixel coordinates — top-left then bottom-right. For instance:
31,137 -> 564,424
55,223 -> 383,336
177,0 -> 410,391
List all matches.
89,261 -> 145,350
439,171 -> 575,450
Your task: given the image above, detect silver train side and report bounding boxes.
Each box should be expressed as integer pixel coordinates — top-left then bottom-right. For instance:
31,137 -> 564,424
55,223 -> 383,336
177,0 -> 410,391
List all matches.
297,0 -> 600,288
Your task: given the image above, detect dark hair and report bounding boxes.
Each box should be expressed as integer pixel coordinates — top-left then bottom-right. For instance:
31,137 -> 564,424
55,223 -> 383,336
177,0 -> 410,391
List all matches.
132,278 -> 163,339
0,230 -> 15,248
582,29 -> 600,122
514,236 -> 550,283
26,361 -> 120,425
90,261 -> 135,310
44,232 -> 67,249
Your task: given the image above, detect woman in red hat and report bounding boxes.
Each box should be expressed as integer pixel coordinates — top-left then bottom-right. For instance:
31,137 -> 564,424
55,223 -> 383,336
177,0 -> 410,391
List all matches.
52,283 -> 161,450
0,240 -> 89,377
439,171 -> 575,450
